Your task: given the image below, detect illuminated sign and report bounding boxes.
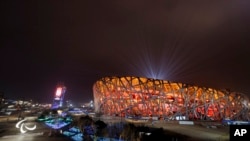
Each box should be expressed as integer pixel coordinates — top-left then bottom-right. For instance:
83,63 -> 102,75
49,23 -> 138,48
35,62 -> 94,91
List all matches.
15,119 -> 36,133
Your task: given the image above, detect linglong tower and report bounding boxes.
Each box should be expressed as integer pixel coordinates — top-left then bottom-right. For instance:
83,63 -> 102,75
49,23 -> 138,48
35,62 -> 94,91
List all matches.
51,83 -> 66,109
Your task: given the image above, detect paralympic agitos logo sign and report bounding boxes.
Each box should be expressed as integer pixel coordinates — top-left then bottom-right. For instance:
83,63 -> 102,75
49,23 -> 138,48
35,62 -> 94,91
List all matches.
15,119 -> 37,133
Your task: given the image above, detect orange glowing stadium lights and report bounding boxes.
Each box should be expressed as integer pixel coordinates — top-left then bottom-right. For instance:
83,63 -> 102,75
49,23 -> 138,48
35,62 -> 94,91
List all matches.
93,76 -> 250,121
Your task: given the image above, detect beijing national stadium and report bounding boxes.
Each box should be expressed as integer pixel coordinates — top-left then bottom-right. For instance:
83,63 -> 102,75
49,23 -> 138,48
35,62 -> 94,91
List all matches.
93,76 -> 250,121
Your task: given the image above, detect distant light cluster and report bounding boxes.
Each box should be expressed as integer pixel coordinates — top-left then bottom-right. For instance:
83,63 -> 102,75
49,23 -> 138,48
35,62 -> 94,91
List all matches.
93,76 -> 250,121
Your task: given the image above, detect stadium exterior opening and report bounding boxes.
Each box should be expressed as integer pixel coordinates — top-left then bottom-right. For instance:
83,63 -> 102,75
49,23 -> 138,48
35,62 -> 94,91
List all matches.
93,76 -> 250,121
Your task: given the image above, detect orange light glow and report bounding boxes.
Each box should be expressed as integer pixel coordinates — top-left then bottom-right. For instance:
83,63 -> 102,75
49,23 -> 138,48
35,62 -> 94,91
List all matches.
55,87 -> 62,97
93,76 -> 249,121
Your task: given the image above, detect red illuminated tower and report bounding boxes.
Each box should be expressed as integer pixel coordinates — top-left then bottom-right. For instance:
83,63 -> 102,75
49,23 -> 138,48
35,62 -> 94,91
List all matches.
51,83 -> 66,109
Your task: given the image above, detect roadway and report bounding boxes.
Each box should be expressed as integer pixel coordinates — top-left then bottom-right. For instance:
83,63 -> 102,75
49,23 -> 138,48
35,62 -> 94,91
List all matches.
0,116 -> 73,141
98,116 -> 230,141
147,121 -> 229,141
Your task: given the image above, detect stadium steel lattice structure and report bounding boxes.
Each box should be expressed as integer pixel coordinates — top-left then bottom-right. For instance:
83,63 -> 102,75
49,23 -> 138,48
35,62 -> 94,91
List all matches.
93,76 -> 250,121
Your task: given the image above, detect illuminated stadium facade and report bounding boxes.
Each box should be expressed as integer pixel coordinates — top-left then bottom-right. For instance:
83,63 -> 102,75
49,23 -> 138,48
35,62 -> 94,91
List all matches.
93,76 -> 250,121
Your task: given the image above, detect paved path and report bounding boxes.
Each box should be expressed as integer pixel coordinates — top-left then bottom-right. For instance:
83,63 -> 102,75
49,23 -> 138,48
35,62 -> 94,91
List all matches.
145,121 -> 229,141
0,119 -> 73,141
99,116 -> 230,141
0,132 -> 73,141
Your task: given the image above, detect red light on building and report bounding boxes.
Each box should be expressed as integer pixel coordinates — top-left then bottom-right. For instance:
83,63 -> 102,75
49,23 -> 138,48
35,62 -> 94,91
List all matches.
55,87 -> 62,97
52,84 -> 66,109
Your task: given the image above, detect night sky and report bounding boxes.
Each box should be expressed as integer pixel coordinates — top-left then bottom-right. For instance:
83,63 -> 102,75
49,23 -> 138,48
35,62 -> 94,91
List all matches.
1,0 -> 250,104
